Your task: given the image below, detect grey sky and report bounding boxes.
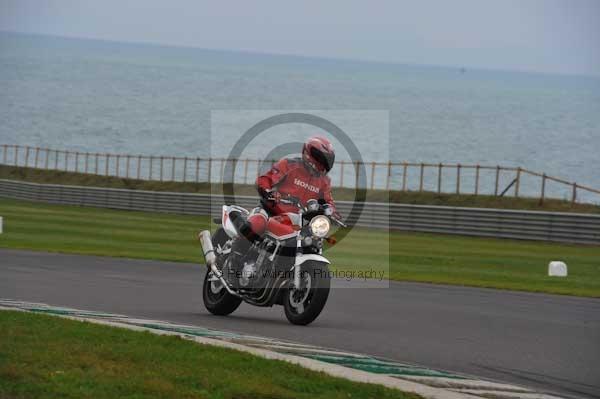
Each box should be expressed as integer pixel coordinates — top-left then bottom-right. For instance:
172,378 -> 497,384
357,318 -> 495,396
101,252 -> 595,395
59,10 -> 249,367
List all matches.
1,0 -> 599,76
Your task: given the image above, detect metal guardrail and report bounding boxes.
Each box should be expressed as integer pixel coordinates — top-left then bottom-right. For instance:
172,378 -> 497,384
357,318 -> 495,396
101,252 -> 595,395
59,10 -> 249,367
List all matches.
0,179 -> 598,245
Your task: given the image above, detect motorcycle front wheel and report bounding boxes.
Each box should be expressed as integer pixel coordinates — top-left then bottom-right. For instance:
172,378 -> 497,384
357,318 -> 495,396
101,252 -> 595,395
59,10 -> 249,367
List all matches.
284,261 -> 331,325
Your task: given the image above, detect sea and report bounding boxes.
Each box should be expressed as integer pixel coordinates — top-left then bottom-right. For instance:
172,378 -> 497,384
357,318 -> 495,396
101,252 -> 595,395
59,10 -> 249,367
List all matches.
1,32 -> 599,201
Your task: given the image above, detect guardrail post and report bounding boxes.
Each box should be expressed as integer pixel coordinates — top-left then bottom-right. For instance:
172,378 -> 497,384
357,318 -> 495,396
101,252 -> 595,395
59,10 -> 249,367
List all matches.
540,173 -> 546,204
183,157 -> 187,182
386,161 -> 391,190
160,156 -> 164,181
171,157 -> 176,181
419,163 -> 424,192
402,162 -> 408,192
515,167 -> 521,197
572,183 -> 577,204
24,146 -> 30,167
370,162 -> 376,190
437,163 -> 442,193
456,164 -> 461,194
105,154 -> 109,176
475,164 -> 480,195
494,166 -> 500,196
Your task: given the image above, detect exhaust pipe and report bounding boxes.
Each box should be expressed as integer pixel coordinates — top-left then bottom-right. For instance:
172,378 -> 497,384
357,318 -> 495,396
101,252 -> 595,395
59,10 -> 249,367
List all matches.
198,230 -> 241,298
199,230 -> 217,268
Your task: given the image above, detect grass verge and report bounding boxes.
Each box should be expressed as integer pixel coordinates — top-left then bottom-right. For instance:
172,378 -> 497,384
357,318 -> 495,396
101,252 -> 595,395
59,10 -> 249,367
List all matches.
0,310 -> 419,399
1,198 -> 599,297
2,164 -> 599,213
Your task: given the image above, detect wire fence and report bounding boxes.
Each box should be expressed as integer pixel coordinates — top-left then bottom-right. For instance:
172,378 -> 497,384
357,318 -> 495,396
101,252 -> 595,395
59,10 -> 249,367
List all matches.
2,144 -> 599,204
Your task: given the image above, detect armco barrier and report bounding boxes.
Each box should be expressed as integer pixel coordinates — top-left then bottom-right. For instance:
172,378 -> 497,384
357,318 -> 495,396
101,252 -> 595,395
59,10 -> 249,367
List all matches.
0,179 -> 598,245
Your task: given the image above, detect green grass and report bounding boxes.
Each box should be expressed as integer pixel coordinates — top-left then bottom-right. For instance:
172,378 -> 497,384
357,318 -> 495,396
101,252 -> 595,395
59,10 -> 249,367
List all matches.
0,310 -> 419,399
1,198 -> 599,297
3,164 -> 599,213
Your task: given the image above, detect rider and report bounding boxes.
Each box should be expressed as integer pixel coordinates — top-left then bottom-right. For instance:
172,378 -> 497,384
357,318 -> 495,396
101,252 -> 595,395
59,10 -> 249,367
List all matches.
228,136 -> 338,271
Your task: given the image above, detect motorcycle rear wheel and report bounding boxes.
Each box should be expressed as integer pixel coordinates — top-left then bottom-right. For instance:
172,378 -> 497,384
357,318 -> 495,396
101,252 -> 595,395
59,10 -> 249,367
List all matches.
202,269 -> 242,316
284,261 -> 331,325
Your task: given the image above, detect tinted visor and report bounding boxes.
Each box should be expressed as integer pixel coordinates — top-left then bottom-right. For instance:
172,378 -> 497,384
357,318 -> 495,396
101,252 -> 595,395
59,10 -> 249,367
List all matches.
310,147 -> 335,172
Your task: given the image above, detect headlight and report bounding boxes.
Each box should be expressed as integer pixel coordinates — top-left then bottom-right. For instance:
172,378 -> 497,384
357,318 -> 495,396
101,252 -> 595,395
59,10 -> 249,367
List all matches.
309,215 -> 330,238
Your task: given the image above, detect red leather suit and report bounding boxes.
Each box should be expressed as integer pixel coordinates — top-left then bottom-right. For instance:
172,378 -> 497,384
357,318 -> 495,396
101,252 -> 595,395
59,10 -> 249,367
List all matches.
247,157 -> 337,237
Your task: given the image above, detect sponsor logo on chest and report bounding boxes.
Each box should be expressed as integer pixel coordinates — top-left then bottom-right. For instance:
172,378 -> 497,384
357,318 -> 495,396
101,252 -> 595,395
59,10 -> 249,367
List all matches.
294,178 -> 320,193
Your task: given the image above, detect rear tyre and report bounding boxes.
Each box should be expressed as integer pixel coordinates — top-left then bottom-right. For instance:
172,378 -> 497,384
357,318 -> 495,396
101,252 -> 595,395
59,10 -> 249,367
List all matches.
284,261 -> 330,325
202,227 -> 241,316
202,269 -> 242,316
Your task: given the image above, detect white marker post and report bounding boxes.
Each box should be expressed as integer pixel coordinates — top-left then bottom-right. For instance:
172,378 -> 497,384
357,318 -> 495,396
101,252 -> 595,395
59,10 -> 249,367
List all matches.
0,216 -> 3,234
548,261 -> 568,277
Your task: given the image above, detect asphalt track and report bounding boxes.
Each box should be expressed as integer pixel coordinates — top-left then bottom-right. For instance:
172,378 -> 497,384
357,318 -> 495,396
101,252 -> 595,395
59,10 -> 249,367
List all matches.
1,248 -> 599,399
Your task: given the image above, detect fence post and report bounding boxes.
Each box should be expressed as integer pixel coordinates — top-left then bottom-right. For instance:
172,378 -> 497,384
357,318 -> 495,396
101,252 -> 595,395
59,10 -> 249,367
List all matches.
160,156 -> 164,181
171,157 -> 176,181
494,166 -> 500,196
437,163 -> 442,193
207,158 -> 212,183
95,153 -> 99,174
571,183 -> 577,204
540,174 -> 546,204
84,152 -> 89,173
220,158 -> 225,184
340,160 -> 345,187
44,148 -> 50,170
24,146 -> 30,167
105,154 -> 110,176
183,157 -> 187,182
116,154 -> 121,177
386,161 -> 391,190
402,162 -> 408,192
195,158 -> 200,183
475,164 -> 480,195
65,151 -> 69,171
354,161 -> 360,189
125,155 -> 130,178
75,152 -> 80,173
136,156 -> 141,180
34,147 -> 40,168
149,156 -> 154,180
515,167 -> 521,197
54,150 -> 59,170
243,158 -> 249,184
370,162 -> 376,190
2,144 -> 7,164
14,145 -> 19,166
419,163 -> 424,192
456,164 -> 461,194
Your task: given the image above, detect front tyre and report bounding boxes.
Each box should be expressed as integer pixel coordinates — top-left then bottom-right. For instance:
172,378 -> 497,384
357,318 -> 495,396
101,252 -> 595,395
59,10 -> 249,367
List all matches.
284,261 -> 330,325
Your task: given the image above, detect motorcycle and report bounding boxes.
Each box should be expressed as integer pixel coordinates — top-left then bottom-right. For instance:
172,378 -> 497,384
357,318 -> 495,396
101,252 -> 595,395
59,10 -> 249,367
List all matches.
198,197 -> 345,325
